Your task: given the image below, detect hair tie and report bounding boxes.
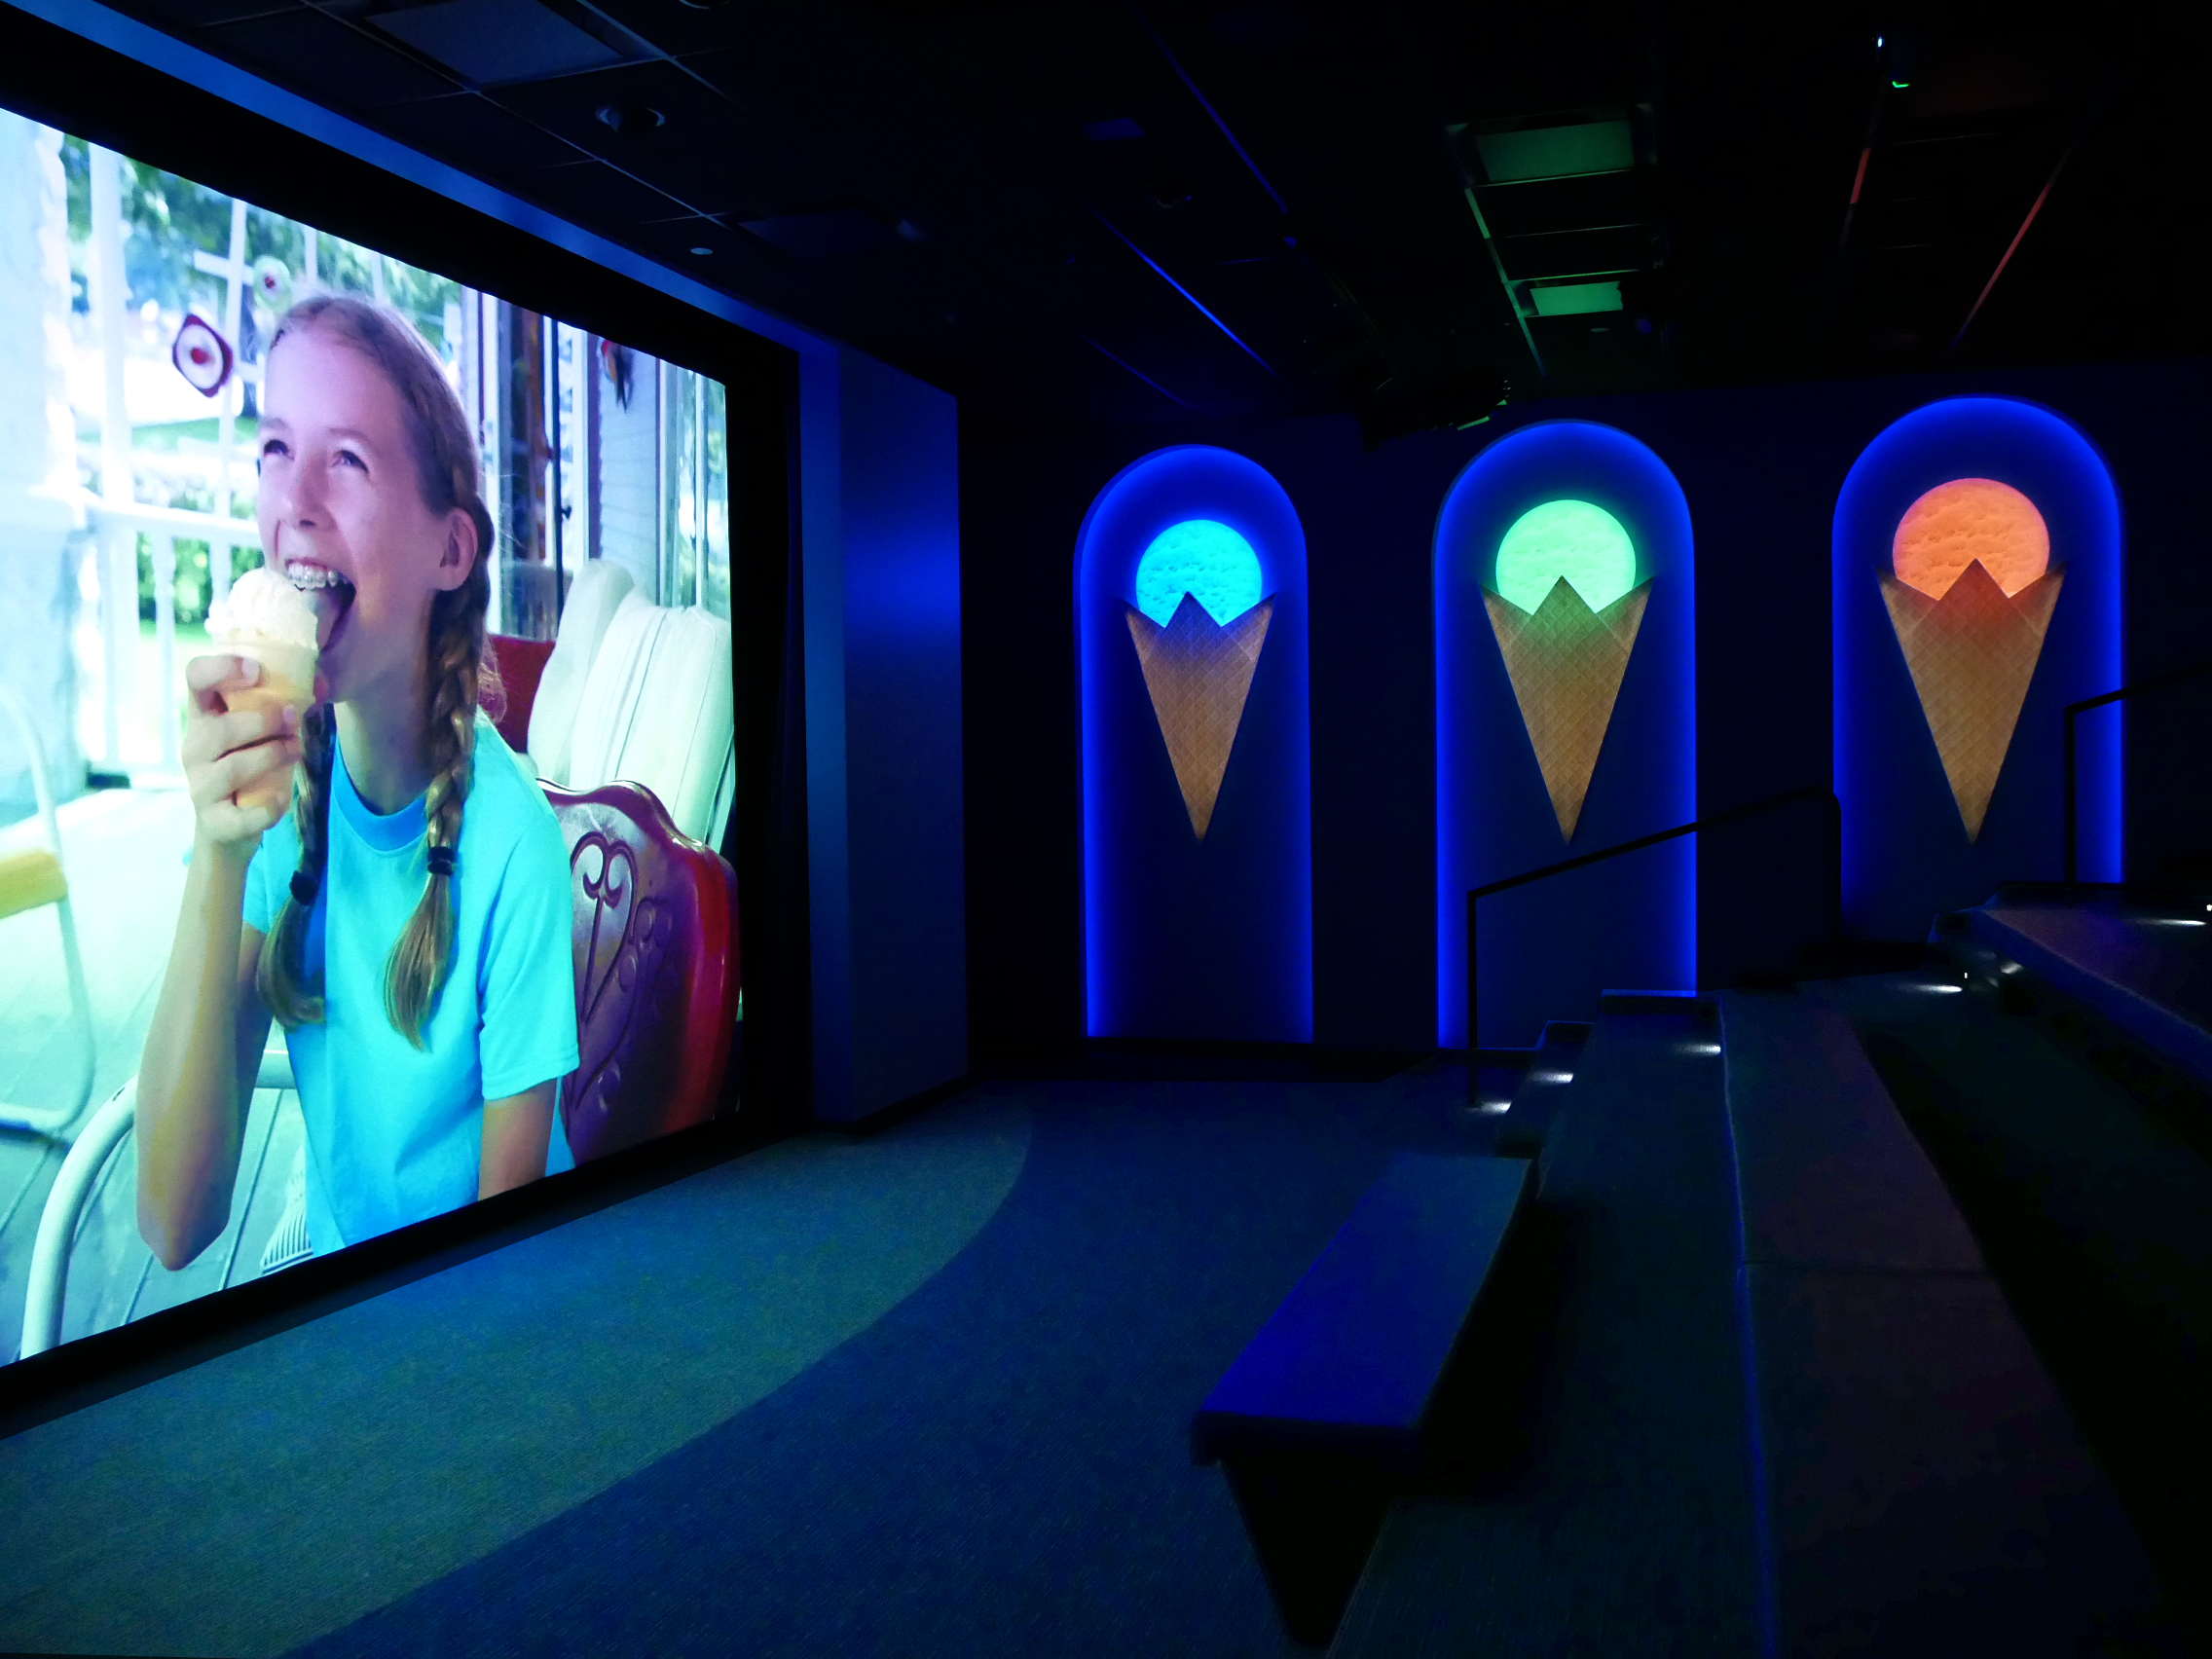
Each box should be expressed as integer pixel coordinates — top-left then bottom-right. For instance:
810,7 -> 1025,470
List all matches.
427,845 -> 457,878
289,868 -> 320,906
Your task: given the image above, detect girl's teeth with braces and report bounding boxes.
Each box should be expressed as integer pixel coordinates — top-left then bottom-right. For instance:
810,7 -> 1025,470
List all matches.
289,564 -> 351,591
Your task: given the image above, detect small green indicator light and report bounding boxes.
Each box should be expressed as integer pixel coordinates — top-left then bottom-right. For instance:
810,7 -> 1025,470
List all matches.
1494,498 -> 1637,614
1891,79 -> 1910,89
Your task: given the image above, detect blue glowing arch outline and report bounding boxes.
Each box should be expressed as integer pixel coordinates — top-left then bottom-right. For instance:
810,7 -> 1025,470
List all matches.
1833,394 -> 2124,922
1433,419 -> 1698,1049
1075,445 -> 1313,1043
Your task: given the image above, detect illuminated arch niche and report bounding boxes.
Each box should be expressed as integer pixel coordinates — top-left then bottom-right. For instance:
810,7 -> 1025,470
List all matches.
1834,396 -> 2123,934
1077,447 -> 1311,1044
1434,421 -> 1695,1049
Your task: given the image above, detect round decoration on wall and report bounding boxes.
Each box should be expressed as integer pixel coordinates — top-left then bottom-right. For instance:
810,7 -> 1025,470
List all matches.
170,313 -> 232,397
1493,498 -> 1638,615
1133,518 -> 1264,628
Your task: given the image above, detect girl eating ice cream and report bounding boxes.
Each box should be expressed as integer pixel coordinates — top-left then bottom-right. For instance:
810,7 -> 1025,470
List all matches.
136,294 -> 579,1271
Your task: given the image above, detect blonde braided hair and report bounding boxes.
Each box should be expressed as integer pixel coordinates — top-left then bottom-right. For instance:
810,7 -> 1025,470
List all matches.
258,294 -> 499,1048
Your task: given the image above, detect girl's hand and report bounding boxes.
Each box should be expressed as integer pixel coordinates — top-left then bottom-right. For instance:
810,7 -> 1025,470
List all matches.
182,654 -> 304,852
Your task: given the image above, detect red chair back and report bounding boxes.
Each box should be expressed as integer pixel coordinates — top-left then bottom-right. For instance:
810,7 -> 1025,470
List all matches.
541,780 -> 739,1164
487,633 -> 556,756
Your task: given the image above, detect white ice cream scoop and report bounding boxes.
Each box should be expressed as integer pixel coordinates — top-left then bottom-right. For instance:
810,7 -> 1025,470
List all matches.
206,566 -> 318,820
207,566 -> 319,697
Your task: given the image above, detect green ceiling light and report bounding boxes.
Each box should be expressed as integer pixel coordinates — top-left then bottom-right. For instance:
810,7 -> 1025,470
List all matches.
1530,280 -> 1623,317
1494,498 -> 1637,614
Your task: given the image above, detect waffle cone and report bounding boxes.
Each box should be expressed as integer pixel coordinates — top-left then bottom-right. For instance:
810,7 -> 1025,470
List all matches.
1484,576 -> 1650,840
1880,559 -> 2064,841
1125,593 -> 1274,839
220,666 -> 312,821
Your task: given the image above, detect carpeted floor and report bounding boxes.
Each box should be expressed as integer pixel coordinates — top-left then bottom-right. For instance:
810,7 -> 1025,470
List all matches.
1,1060 -> 1492,1658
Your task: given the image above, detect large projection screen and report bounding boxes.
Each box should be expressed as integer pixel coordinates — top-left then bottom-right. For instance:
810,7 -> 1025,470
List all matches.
0,114 -> 738,1363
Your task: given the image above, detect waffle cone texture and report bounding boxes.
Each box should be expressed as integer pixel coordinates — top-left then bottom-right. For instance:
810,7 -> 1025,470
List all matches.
1483,576 -> 1651,841
1125,593 -> 1274,840
1879,559 -> 2065,840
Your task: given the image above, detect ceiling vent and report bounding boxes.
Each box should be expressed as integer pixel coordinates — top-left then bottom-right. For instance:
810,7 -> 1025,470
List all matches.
372,0 -> 622,85
1470,118 -> 1634,183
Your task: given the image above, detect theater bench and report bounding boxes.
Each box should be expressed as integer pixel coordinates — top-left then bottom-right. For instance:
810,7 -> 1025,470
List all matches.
1191,1153 -> 1533,1647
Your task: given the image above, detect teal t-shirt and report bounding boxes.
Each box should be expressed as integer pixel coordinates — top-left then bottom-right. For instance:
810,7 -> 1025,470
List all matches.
245,713 -> 580,1255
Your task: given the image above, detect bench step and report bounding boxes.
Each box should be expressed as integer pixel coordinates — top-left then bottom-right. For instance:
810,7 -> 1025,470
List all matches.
1193,1152 -> 1533,1645
1496,1021 -> 1590,1158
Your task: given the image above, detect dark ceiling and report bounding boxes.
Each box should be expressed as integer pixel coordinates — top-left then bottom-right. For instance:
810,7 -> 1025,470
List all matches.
86,0 -> 2212,438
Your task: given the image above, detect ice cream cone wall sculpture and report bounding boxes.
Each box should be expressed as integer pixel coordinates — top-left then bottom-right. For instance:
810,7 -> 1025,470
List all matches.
1481,499 -> 1649,840
1434,421 -> 1695,1051
1077,446 -> 1311,1044
1880,478 -> 2062,840
1124,519 -> 1272,839
1834,395 -> 2123,940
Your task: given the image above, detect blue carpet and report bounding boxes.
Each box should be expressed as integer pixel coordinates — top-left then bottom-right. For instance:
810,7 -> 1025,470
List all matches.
287,1068 -> 1487,1658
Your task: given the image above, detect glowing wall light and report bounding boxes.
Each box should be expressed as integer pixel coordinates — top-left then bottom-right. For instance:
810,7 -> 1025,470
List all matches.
1834,396 -> 2122,938
1494,498 -> 1638,615
1880,478 -> 2063,840
1134,519 -> 1264,626
1435,422 -> 1695,1050
1485,498 -> 1650,839
1124,519 -> 1274,838
1079,447 -> 1311,1043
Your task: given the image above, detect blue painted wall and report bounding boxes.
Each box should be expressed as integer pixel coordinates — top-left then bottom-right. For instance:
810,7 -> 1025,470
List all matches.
1834,396 -> 2123,938
1078,446 -> 1312,1043
964,358 -> 2212,1062
804,349 -> 967,1122
1435,422 -> 1697,1050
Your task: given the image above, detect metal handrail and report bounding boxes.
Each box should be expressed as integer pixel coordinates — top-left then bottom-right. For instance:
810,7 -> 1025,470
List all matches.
1465,786 -> 1843,1052
2063,657 -> 2212,885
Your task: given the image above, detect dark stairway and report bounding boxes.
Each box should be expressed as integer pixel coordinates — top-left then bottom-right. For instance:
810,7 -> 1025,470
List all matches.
1328,981 -> 2185,1657
1813,961 -> 2212,1655
1331,1006 -> 1760,1657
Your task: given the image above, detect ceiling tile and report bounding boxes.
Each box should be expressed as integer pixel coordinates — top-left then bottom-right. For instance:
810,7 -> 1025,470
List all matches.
507,159 -> 694,228
369,0 -> 627,86
112,0 -> 295,29
203,8 -> 458,108
490,58 -> 845,216
375,92 -> 585,173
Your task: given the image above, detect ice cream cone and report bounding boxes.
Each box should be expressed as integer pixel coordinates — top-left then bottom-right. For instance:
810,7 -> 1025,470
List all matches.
1879,558 -> 2064,840
206,568 -> 320,822
1125,592 -> 1274,839
220,668 -> 310,820
1483,575 -> 1651,841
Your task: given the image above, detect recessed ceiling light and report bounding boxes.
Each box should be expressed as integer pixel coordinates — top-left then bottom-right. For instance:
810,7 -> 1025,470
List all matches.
597,103 -> 665,134
688,245 -> 714,256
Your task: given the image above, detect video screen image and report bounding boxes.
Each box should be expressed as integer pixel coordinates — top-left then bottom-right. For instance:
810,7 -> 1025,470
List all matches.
0,113 -> 739,1363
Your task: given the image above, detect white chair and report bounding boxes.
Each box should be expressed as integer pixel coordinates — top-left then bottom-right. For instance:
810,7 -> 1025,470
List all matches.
525,559 -> 634,789
527,569 -> 735,851
0,683 -> 95,1139
18,1038 -> 295,1359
